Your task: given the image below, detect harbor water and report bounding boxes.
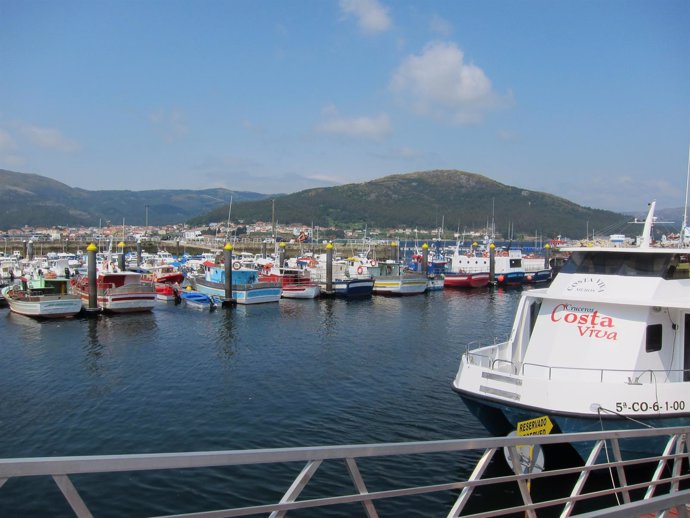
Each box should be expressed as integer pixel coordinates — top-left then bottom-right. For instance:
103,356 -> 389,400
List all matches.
0,287 -> 525,517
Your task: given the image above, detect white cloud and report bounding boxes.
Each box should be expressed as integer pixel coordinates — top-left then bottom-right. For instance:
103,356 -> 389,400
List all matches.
317,113 -> 392,139
0,129 -> 17,151
19,124 -> 80,152
149,109 -> 189,142
339,0 -> 391,34
429,14 -> 452,36
390,41 -> 511,124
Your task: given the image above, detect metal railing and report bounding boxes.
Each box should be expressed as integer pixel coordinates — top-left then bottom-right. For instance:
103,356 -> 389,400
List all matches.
464,345 -> 690,384
1,427 -> 689,517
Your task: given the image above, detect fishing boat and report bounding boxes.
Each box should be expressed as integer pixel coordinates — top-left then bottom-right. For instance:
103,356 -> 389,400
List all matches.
445,245 -> 492,288
194,264 -> 282,305
140,265 -> 185,301
305,255 -> 374,298
259,268 -> 321,299
1,275 -> 82,318
368,261 -> 428,296
71,271 -> 156,313
452,201 -> 690,460
405,252 -> 445,291
180,289 -> 219,310
331,277 -> 375,298
443,271 -> 491,289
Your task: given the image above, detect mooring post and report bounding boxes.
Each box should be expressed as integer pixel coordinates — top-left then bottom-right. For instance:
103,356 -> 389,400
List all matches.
391,241 -> 398,263
136,240 -> 142,267
87,242 -> 98,311
422,243 -> 429,273
118,242 -> 126,271
544,243 -> 551,269
326,242 -> 333,294
224,243 -> 233,302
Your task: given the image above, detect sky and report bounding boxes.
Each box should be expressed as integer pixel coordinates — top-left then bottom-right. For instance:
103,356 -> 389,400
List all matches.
0,0 -> 688,213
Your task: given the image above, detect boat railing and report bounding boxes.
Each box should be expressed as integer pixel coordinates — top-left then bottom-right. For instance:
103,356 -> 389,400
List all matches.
100,282 -> 154,295
465,349 -> 690,383
1,426 -> 689,517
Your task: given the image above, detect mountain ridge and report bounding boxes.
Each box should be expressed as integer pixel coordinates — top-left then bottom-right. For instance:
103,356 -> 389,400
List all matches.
0,168 -> 665,239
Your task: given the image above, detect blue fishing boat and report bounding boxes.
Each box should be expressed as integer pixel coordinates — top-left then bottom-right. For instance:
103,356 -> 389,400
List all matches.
180,290 -> 219,310
193,265 -> 281,305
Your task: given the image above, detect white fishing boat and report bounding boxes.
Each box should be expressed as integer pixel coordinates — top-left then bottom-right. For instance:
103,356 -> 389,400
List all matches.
1,275 -> 82,318
368,261 -> 428,296
71,271 -> 156,313
453,201 -> 690,460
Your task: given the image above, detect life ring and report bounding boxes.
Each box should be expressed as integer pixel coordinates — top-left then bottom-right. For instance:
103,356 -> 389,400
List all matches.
370,259 -> 377,267
232,261 -> 242,270
356,266 -> 364,275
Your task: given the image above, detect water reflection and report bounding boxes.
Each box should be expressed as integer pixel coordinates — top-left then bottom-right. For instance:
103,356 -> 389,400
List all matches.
83,316 -> 105,374
214,307 -> 237,364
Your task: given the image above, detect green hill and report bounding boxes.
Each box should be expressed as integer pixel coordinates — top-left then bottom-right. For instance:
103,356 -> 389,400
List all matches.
192,169 -> 628,239
0,169 -> 268,229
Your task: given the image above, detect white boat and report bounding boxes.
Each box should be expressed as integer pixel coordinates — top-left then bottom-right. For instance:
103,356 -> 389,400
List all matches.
2,276 -> 82,318
367,262 -> 428,296
448,244 -> 530,286
71,271 -> 156,313
258,267 -> 321,299
452,201 -> 690,460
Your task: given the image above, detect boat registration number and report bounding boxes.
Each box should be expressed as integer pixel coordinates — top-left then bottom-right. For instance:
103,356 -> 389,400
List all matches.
615,401 -> 686,412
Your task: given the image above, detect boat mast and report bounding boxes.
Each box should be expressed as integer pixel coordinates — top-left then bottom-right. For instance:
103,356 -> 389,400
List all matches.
682,145 -> 690,246
640,201 -> 656,248
225,196 -> 233,243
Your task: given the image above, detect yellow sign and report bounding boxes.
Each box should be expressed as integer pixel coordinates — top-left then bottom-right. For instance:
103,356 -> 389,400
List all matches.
517,416 -> 553,436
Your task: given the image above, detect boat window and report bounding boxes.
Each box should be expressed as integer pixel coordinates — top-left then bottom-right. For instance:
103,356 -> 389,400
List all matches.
509,259 -> 522,268
529,299 -> 542,337
645,323 -> 662,353
560,251 -> 677,277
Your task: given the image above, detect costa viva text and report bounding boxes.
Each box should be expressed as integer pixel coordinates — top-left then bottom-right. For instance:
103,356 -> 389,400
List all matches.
550,303 -> 618,341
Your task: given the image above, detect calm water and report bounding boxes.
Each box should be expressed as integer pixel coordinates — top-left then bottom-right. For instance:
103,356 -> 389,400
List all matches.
0,287 -> 525,517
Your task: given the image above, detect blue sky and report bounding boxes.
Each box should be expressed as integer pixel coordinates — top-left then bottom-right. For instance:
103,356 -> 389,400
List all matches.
1,0 -> 688,213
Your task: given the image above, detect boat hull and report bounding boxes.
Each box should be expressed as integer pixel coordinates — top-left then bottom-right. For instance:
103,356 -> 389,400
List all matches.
3,290 -> 82,318
372,275 -> 427,296
493,271 -> 525,286
332,278 -> 374,298
180,291 -> 218,310
456,389 -> 688,461
281,284 -> 321,299
444,272 -> 491,288
195,278 -> 282,304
